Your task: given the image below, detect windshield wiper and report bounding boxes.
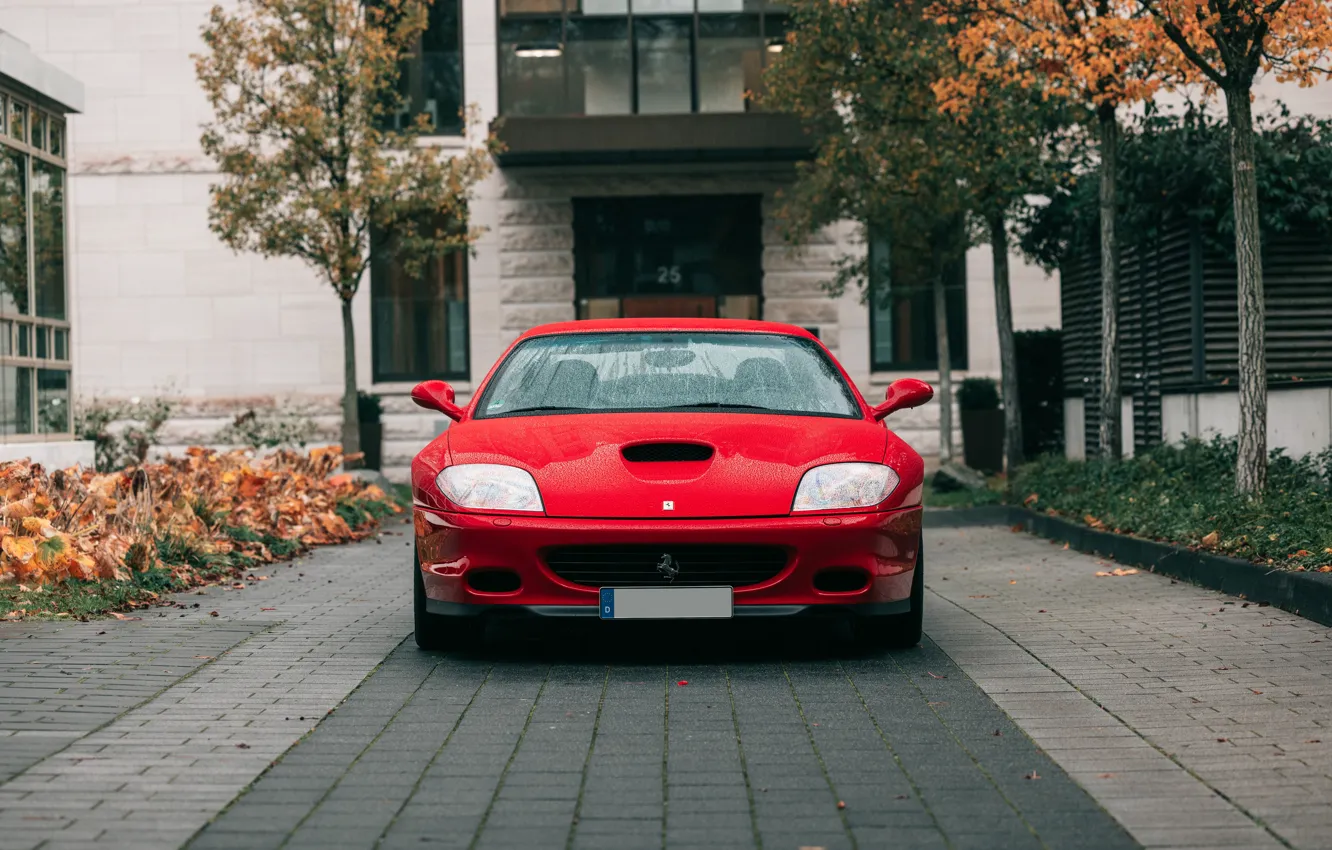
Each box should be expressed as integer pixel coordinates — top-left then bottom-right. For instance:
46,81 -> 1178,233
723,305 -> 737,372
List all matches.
491,405 -> 590,416
658,402 -> 775,411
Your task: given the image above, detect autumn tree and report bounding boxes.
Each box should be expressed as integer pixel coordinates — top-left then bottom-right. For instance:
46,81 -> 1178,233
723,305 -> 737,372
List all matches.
934,0 -> 1181,461
1130,0 -> 1332,493
764,0 -> 1067,470
195,0 -> 494,464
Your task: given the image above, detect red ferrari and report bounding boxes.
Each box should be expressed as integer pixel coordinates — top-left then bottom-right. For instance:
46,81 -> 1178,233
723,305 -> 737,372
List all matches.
410,318 -> 934,650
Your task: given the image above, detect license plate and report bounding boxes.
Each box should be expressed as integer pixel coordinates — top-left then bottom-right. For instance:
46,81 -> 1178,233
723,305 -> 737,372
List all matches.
598,586 -> 733,620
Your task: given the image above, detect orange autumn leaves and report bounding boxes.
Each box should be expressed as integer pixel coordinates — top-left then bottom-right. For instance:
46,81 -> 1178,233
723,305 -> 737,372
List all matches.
930,0 -> 1332,115
0,447 -> 399,587
932,0 -> 1178,115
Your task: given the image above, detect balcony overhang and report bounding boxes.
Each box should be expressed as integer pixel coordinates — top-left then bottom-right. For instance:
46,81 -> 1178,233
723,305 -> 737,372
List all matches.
491,113 -> 814,167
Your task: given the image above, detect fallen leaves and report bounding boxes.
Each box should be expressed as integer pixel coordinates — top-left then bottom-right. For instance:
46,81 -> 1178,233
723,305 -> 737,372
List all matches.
0,448 -> 401,613
1201,530 -> 1219,547
107,612 -> 141,621
1095,568 -> 1139,577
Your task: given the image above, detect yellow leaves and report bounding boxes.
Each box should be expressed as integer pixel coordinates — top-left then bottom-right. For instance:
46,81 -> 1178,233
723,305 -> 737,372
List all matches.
1095,568 -> 1139,577
2,536 -> 36,565
1,447 -> 397,594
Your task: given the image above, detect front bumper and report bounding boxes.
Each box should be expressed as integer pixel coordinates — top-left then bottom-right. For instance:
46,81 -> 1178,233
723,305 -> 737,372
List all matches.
414,506 -> 922,617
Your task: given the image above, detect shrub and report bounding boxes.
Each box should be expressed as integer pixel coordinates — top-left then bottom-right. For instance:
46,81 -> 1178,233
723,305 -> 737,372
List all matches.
358,391 -> 383,424
1012,437 -> 1332,571
75,397 -> 176,472
958,378 -> 1000,411
217,406 -> 317,450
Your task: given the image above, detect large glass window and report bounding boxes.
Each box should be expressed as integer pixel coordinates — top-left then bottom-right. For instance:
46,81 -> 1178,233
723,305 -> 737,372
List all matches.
499,0 -> 787,115
371,224 -> 470,382
574,195 -> 762,320
868,228 -> 968,372
388,0 -> 464,135
0,88 -> 72,440
32,159 -> 65,320
0,148 -> 28,316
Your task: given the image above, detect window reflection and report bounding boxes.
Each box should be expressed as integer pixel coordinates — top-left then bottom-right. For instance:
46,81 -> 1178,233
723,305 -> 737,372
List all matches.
388,0 -> 464,135
499,0 -> 785,116
36,368 -> 68,434
567,17 -> 631,114
1,366 -> 33,436
868,228 -> 968,371
0,148 -> 28,315
32,159 -> 65,320
0,89 -> 70,439
7,100 -> 24,144
635,18 -> 692,114
698,14 -> 762,112
500,17 -> 565,115
370,222 -> 470,382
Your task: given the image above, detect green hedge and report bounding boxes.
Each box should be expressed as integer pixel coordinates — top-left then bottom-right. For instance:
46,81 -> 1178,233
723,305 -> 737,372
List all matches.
1011,438 -> 1332,571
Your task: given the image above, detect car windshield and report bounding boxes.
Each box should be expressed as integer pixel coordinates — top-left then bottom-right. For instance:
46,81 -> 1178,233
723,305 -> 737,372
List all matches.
476,332 -> 861,419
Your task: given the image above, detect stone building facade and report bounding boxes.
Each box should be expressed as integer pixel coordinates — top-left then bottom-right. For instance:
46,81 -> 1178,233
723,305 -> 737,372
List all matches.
3,0 -> 1072,480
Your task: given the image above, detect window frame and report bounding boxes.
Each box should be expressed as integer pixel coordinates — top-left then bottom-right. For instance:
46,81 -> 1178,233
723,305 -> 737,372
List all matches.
495,0 -> 789,117
0,85 -> 72,441
369,233 -> 472,384
867,227 -> 969,374
390,0 -> 467,137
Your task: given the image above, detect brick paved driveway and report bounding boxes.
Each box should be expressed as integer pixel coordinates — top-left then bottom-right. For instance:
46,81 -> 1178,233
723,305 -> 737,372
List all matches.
3,514 -> 1331,850
189,619 -> 1133,850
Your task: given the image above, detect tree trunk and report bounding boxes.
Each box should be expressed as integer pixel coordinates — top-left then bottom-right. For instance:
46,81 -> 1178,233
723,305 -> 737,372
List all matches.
340,296 -> 363,469
1226,87 -> 1267,494
933,261 -> 954,464
989,211 -> 1023,472
1097,103 -> 1122,460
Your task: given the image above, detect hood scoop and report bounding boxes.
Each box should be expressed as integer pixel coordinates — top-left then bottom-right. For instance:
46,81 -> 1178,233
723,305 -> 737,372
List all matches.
622,443 -> 714,463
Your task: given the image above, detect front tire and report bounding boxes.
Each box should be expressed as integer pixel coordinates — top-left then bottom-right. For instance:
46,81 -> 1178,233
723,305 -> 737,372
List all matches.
413,552 -> 484,651
852,532 -> 924,649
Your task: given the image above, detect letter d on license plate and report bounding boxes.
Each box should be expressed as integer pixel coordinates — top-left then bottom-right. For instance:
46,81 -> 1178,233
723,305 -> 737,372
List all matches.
599,587 -> 732,620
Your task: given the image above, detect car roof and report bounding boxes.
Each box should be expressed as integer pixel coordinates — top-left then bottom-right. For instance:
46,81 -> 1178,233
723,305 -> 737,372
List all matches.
515,318 -> 820,340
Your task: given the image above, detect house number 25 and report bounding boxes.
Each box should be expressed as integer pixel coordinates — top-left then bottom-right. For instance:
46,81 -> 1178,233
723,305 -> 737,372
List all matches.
657,265 -> 682,285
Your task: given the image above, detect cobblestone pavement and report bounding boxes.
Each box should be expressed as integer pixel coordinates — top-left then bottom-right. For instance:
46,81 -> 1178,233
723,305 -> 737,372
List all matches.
3,516 -> 1330,849
190,620 -> 1134,850
926,524 -> 1332,850
0,524 -> 416,850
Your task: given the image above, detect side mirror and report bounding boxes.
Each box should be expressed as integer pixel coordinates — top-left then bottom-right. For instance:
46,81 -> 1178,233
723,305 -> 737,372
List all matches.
871,378 -> 934,421
411,380 -> 464,422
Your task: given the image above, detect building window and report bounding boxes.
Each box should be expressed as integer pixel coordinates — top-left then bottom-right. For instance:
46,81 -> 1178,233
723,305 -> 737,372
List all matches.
499,0 -> 784,116
387,0 -> 464,135
370,226 -> 470,382
868,228 -> 967,372
0,87 -> 71,440
574,195 -> 762,319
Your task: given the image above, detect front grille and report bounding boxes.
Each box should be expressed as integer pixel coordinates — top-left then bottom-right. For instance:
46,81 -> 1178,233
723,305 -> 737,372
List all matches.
622,443 -> 714,462
544,544 -> 788,588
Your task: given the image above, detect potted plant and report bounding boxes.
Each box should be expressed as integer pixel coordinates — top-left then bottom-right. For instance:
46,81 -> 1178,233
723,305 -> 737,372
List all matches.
958,377 -> 1004,474
357,391 -> 384,471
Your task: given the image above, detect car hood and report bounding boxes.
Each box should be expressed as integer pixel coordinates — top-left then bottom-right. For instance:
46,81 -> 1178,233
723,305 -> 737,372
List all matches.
444,413 -> 892,518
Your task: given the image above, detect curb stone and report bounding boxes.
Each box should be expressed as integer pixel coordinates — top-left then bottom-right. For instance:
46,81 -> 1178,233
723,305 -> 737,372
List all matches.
925,505 -> 1332,627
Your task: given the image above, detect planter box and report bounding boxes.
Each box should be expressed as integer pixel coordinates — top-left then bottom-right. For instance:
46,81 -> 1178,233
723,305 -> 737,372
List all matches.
360,422 -> 383,471
961,409 -> 1004,473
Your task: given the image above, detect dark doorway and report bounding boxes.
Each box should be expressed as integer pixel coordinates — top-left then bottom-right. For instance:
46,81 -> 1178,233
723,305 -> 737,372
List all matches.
573,195 -> 762,320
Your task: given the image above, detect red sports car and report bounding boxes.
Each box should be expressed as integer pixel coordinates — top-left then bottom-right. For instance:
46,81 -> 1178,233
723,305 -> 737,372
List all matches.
409,318 -> 934,650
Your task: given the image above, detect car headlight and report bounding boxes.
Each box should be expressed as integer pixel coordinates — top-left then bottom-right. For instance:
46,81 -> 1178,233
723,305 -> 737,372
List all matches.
436,464 -> 544,512
792,462 -> 899,512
